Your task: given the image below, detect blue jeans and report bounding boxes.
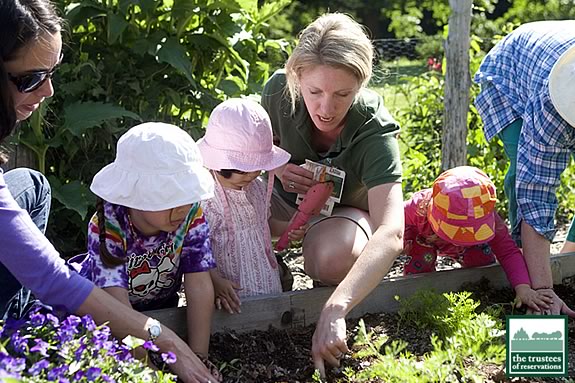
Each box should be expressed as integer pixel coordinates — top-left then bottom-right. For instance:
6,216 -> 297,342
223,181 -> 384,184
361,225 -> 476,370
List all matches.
499,120 -> 575,243
0,168 -> 51,314
498,119 -> 522,237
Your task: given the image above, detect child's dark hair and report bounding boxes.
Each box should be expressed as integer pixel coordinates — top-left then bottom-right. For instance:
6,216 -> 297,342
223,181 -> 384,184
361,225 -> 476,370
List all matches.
218,169 -> 234,179
0,0 -> 62,163
96,197 -> 125,267
218,169 -> 248,178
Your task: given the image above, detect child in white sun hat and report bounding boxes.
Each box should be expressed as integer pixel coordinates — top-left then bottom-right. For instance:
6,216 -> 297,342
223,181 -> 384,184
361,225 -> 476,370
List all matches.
198,98 -> 305,314
73,122 -> 217,360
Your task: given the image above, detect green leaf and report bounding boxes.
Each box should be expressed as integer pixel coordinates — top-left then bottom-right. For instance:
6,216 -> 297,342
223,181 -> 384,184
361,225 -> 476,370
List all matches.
218,76 -> 245,95
107,12 -> 129,44
470,39 -> 481,54
63,102 -> 141,137
139,0 -> 158,16
65,2 -> 106,27
258,0 -> 292,20
50,179 -> 95,219
172,0 -> 202,36
119,0 -> 134,14
156,37 -> 196,85
123,335 -> 146,349
231,0 -> 257,14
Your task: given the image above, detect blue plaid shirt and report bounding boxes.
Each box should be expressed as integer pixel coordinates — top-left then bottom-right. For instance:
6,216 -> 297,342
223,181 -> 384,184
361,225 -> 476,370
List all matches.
474,21 -> 575,241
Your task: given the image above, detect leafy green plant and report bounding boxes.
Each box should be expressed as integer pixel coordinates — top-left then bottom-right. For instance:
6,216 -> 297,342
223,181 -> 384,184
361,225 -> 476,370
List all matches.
394,71 -> 444,196
353,318 -> 389,359
391,48 -> 512,222
16,0 -> 293,256
311,369 -> 324,382
351,290 -> 505,382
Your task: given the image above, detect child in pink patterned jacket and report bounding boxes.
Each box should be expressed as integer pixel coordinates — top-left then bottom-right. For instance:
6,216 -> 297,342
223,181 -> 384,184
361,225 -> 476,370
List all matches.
198,99 -> 306,315
403,166 -> 553,312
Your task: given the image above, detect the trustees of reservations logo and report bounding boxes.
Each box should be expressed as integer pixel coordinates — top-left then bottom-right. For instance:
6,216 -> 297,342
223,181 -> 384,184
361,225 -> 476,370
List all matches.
506,315 -> 568,377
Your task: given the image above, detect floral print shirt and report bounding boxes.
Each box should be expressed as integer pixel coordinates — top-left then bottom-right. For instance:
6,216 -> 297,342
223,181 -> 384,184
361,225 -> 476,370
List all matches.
202,178 -> 281,297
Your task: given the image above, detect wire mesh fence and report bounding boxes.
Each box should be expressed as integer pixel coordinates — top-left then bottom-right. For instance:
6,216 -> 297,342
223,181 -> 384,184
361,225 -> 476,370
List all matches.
371,37 -> 444,111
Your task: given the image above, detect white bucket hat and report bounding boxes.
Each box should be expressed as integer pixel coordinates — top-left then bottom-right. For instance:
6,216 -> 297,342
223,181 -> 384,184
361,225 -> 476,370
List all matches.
197,98 -> 290,171
91,122 -> 214,211
549,44 -> 575,127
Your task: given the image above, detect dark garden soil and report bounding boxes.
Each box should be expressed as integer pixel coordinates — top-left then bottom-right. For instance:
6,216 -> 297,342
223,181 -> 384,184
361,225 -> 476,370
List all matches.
208,230 -> 575,382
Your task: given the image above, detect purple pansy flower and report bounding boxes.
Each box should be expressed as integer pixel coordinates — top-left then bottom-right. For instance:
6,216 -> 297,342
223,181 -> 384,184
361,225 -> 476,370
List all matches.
30,338 -> 49,357
86,367 -> 102,381
143,341 -> 160,352
161,351 -> 177,364
29,359 -> 50,376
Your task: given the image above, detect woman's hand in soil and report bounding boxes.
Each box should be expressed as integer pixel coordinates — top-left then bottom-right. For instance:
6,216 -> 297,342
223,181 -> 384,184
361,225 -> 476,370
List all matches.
197,354 -> 223,382
312,307 -> 349,378
528,289 -> 575,317
154,328 -> 222,383
513,284 -> 552,311
212,276 -> 242,314
279,163 -> 315,194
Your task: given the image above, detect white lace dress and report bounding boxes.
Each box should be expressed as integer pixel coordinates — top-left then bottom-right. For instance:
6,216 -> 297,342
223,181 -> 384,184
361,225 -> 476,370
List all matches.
202,178 -> 281,297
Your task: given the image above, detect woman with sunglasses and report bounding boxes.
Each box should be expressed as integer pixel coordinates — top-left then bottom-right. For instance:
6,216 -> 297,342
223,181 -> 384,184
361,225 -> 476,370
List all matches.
0,1 -> 220,382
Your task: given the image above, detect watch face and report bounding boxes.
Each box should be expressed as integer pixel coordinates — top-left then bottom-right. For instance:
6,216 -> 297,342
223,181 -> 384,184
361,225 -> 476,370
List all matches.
149,320 -> 162,340
150,324 -> 161,338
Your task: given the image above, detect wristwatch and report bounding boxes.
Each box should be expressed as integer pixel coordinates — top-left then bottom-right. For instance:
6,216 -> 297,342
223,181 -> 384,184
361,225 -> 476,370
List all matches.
147,319 -> 162,342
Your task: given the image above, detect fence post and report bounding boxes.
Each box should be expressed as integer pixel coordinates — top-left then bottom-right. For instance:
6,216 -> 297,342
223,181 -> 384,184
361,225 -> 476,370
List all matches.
3,142 -> 37,171
442,0 -> 473,171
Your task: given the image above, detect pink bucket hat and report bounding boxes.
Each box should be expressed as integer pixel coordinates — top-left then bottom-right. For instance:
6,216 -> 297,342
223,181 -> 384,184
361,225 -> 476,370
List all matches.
197,98 -> 290,171
427,166 -> 497,246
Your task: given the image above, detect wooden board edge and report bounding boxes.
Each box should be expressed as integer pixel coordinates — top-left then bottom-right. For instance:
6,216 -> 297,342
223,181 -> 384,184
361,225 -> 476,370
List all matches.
144,253 -> 575,337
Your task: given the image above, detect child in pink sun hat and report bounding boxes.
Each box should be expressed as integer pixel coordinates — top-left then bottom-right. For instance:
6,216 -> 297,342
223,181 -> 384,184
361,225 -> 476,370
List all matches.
198,98 -> 306,314
403,166 -> 553,312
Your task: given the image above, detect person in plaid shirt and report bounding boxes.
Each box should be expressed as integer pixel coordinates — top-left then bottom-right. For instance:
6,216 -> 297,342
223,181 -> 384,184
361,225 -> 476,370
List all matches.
474,21 -> 575,316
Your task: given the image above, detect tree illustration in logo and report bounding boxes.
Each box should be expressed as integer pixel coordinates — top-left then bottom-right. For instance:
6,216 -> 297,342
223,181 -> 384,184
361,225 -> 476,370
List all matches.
513,327 -> 529,340
511,327 -> 563,351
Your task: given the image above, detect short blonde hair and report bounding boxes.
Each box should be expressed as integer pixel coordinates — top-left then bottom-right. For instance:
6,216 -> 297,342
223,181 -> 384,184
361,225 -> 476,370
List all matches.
285,13 -> 374,112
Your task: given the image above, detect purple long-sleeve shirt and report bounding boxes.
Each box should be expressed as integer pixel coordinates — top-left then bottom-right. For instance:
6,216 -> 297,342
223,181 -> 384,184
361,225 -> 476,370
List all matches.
0,170 -> 93,312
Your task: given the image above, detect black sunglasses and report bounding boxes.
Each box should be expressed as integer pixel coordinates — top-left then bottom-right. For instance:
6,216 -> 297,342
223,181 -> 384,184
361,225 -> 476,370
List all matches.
8,54 -> 63,93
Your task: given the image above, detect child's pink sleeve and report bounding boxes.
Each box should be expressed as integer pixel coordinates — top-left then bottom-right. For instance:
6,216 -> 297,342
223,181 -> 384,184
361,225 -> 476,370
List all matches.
403,192 -> 421,244
489,213 -> 531,288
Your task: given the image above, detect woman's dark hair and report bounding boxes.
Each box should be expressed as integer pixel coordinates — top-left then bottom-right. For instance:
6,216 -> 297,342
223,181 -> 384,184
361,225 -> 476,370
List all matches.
0,0 -> 62,162
95,197 -> 125,268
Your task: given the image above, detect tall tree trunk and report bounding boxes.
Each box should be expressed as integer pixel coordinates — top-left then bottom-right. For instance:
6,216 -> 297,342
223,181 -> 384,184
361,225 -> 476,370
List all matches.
442,0 -> 473,171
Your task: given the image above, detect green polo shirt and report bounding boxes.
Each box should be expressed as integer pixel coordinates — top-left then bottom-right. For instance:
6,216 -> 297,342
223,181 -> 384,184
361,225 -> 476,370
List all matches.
261,70 -> 402,211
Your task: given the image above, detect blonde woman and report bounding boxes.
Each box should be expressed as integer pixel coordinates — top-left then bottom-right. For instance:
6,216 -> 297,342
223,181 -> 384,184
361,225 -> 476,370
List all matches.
261,13 -> 404,376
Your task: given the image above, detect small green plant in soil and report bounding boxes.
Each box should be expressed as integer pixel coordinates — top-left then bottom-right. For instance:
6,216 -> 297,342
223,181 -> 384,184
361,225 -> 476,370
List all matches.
348,290 -> 505,382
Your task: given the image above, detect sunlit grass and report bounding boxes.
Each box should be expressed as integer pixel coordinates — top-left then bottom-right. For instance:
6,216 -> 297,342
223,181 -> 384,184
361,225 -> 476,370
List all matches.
369,58 -> 427,113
